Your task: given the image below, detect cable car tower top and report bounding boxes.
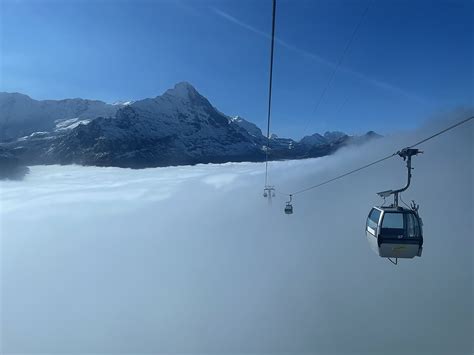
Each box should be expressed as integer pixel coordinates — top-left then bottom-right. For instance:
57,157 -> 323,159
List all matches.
377,147 -> 422,208
263,185 -> 275,198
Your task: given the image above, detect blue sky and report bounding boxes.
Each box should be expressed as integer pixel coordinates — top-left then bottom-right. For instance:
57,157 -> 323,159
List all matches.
1,0 -> 472,138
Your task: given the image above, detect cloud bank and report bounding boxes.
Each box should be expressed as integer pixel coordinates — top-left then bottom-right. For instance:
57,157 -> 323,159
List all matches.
0,111 -> 472,354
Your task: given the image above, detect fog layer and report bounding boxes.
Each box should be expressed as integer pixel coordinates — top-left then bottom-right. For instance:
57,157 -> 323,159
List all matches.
1,113 -> 472,354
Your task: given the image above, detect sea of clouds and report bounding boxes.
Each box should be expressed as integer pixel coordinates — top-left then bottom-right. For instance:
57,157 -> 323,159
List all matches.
0,110 -> 472,354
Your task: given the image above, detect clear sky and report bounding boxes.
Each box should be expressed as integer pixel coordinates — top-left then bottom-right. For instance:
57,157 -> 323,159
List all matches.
1,0 -> 472,138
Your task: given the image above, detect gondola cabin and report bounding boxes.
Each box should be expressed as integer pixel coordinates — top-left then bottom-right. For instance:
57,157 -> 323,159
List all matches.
366,206 -> 423,259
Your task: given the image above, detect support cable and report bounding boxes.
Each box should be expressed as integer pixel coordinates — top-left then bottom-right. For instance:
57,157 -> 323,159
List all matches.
300,0 -> 373,138
280,116 -> 473,197
264,0 -> 277,188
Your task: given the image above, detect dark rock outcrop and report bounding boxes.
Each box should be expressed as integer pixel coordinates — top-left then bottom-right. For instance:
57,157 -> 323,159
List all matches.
0,147 -> 29,180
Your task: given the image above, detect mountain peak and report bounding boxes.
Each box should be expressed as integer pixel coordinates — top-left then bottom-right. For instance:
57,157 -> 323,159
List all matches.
323,131 -> 347,141
164,82 -> 199,100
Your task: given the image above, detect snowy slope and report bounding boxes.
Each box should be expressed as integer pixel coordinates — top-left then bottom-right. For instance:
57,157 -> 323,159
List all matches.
230,116 -> 264,140
0,92 -> 121,140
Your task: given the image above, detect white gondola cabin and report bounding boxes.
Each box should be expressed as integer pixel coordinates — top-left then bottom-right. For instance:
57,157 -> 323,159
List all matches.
366,206 -> 423,259
365,147 -> 424,264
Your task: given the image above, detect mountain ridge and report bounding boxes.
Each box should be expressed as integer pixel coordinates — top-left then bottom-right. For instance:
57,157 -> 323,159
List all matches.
0,82 -> 380,170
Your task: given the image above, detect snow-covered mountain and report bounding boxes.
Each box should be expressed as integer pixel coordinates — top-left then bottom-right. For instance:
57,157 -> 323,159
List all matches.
0,82 -> 379,169
0,92 -> 121,141
6,83 -> 264,167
